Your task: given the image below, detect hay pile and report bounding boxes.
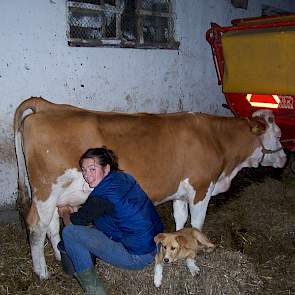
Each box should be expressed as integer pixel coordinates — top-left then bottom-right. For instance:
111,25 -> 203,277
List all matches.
0,223 -> 262,295
203,169 -> 295,294
97,249 -> 263,295
1,167 -> 294,294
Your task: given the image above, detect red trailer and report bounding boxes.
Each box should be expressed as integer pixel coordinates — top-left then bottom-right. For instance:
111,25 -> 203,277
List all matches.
206,14 -> 295,152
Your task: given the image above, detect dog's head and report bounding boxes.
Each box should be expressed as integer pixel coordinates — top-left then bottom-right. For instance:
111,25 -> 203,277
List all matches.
154,233 -> 188,263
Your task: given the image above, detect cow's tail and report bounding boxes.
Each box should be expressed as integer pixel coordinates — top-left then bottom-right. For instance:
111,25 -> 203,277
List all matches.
14,97 -> 52,227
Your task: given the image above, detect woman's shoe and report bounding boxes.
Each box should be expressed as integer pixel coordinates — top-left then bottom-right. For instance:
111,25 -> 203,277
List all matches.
74,267 -> 107,295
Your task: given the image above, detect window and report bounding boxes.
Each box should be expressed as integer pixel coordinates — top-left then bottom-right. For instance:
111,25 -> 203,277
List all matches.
67,0 -> 179,49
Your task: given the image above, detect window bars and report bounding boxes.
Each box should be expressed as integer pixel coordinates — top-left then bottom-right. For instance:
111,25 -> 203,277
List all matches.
67,0 -> 179,49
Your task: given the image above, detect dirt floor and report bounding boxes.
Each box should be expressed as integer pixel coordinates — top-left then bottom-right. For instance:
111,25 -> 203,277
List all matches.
0,166 -> 294,295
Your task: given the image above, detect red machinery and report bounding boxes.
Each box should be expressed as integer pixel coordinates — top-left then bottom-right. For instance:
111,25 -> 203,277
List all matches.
206,14 -> 295,151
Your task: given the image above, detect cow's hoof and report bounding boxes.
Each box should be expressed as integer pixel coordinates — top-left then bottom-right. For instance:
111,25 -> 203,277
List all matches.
34,268 -> 49,280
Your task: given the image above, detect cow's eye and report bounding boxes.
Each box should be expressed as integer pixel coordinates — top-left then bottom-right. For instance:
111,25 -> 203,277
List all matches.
171,246 -> 176,251
163,245 -> 167,249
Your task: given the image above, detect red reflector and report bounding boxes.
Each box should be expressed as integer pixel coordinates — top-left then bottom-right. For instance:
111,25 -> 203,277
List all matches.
246,94 -> 280,109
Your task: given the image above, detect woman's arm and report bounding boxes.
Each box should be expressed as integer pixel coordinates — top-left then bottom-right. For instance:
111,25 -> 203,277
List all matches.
69,197 -> 114,225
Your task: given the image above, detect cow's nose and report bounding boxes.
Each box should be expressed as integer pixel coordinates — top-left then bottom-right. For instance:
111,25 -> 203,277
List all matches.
163,258 -> 169,263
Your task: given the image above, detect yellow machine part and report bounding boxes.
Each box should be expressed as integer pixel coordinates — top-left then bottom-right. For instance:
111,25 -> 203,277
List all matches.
235,14 -> 295,26
222,26 -> 295,95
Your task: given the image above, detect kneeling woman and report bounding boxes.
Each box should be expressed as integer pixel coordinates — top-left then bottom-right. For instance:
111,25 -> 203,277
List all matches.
58,146 -> 163,295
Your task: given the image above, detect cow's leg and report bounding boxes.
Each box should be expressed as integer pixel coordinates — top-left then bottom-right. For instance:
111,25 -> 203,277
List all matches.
173,200 -> 188,230
189,183 -> 214,230
171,178 -> 197,230
46,208 -> 61,261
26,202 -> 49,279
28,197 -> 58,279
30,222 -> 49,279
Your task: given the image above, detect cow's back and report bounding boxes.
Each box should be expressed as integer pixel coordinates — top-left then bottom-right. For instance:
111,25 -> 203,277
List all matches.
22,108 -> 192,202
20,102 -> 256,203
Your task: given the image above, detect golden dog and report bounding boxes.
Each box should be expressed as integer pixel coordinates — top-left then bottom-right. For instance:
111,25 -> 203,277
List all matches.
153,228 -> 215,287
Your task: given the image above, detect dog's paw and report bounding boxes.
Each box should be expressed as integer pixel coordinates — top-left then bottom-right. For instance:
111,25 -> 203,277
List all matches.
154,264 -> 163,288
154,276 -> 162,288
154,271 -> 163,288
189,264 -> 200,276
186,258 -> 200,276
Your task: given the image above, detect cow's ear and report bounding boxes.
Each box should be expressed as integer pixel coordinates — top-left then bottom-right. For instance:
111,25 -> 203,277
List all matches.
248,117 -> 267,135
154,233 -> 165,244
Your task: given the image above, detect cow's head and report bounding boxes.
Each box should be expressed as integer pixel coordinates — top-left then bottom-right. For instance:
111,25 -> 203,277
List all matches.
251,109 -> 286,168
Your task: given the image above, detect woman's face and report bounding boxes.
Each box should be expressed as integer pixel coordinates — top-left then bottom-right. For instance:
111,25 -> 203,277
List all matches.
81,158 -> 110,188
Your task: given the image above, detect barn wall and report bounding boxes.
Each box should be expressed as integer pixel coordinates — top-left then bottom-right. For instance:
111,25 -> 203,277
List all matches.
0,0 -> 294,208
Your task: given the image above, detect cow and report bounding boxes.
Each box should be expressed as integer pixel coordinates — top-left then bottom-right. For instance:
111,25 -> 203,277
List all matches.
14,97 -> 286,279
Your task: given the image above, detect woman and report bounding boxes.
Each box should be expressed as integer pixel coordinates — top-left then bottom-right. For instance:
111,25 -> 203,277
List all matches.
58,146 -> 164,295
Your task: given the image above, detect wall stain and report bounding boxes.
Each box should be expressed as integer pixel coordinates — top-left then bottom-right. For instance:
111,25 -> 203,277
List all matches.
177,98 -> 184,112
124,94 -> 137,112
0,120 -> 16,164
159,97 -> 170,113
0,136 -> 16,164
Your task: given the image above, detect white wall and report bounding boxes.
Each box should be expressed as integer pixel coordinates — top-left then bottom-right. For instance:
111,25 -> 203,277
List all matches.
0,0 -> 294,207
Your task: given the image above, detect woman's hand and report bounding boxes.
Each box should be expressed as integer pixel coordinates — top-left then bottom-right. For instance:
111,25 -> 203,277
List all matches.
57,206 -> 74,225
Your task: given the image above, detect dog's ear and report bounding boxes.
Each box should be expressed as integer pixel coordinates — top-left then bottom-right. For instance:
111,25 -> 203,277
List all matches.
176,235 -> 188,248
154,233 -> 165,244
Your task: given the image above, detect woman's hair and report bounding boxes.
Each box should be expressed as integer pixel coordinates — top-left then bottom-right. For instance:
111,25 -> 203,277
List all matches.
79,146 -> 120,171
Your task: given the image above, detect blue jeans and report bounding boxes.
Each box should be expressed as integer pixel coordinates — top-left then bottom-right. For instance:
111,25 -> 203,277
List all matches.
62,224 -> 156,273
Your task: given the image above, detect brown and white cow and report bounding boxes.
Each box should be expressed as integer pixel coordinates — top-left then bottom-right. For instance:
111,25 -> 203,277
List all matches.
14,97 -> 286,279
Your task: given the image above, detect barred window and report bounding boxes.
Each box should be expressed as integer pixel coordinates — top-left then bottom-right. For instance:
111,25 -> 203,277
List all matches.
67,0 -> 179,49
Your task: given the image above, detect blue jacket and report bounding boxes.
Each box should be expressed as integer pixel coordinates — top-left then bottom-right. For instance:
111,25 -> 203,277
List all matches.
89,171 -> 163,255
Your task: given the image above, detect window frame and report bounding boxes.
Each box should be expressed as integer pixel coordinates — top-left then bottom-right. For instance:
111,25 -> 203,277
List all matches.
67,0 -> 180,49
